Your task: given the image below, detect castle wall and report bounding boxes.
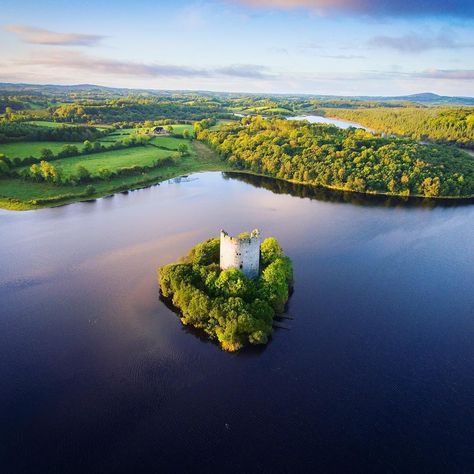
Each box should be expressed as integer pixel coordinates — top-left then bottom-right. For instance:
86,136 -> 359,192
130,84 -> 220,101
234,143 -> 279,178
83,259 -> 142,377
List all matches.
220,230 -> 261,279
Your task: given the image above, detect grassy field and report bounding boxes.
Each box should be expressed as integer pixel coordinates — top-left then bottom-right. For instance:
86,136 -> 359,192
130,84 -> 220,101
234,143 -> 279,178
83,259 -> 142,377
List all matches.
26,120 -> 111,129
14,136 -> 192,177
0,141 -> 229,210
38,146 -> 174,177
169,124 -> 194,135
149,135 -> 191,148
0,141 -> 81,159
0,128 -> 140,160
25,120 -> 77,128
98,128 -> 137,143
0,126 -> 194,161
25,121 -> 194,134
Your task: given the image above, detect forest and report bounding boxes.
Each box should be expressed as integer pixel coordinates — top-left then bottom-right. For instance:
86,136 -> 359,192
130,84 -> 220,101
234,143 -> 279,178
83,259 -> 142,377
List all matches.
198,117 -> 474,198
326,107 -> 474,148
159,236 -> 293,352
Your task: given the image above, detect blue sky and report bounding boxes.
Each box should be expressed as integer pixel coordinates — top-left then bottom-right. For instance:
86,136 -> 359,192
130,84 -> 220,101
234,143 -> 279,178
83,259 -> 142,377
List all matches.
1,0 -> 473,96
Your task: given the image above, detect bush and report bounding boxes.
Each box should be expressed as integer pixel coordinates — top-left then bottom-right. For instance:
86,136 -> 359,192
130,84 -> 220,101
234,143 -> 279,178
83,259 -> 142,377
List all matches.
84,185 -> 96,196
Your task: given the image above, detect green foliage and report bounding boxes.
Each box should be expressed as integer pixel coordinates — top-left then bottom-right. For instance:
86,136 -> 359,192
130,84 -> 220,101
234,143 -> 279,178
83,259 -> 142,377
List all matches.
326,107 -> 474,148
261,237 -> 283,267
0,122 -> 105,144
75,165 -> 91,183
187,238 -> 220,265
261,256 -> 293,313
198,117 -> 474,198
17,139 -> 188,184
50,97 -> 232,124
85,185 -> 96,196
177,143 -> 189,156
28,160 -> 62,183
0,155 -> 10,177
158,236 -> 293,352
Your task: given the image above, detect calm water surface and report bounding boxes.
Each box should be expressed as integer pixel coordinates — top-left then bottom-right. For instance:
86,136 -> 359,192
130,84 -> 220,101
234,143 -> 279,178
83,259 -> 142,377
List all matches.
1,172 -> 473,473
289,114 -> 372,131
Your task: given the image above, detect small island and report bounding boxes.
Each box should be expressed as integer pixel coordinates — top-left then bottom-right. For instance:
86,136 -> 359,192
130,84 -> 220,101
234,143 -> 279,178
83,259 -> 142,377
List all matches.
159,229 -> 293,352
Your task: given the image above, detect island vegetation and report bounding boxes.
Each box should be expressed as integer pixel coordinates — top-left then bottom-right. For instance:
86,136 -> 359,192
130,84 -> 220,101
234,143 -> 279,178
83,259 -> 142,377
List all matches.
197,116 -> 474,198
159,236 -> 293,352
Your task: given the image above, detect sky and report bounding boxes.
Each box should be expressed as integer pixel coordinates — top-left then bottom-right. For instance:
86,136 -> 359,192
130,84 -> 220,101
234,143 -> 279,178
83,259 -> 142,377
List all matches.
0,0 -> 473,96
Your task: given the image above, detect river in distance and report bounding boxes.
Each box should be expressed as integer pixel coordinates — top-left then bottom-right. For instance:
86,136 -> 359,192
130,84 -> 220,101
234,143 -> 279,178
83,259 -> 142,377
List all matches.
1,172 -> 473,473
288,114 -> 372,131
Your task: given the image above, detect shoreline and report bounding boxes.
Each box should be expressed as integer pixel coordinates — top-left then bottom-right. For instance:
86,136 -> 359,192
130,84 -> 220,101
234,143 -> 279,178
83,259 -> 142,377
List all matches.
2,165 -> 473,212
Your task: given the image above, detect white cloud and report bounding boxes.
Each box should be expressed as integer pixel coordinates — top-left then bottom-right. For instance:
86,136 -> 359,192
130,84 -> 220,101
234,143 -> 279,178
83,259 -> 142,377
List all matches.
4,24 -> 106,46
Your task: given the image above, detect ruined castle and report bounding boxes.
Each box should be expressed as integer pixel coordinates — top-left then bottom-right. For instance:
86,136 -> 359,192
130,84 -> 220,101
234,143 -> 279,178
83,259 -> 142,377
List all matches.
220,229 -> 261,279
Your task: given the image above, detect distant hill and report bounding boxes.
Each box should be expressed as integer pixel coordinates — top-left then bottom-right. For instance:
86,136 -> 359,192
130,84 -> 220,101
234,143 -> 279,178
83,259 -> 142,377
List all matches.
371,92 -> 474,105
0,83 -> 473,105
309,92 -> 474,106
0,82 -> 175,98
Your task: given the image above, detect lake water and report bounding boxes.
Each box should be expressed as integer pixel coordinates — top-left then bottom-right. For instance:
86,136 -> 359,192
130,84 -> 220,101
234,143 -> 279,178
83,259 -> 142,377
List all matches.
1,172 -> 473,473
289,114 -> 372,131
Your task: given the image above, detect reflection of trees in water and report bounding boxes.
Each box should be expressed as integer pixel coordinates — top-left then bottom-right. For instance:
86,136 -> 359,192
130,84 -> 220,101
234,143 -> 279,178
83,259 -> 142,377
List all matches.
223,172 -> 474,209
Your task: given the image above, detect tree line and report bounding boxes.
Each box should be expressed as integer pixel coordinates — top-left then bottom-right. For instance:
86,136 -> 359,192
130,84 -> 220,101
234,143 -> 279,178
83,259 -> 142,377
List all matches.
197,116 -> 474,198
0,122 -> 107,144
325,107 -> 474,148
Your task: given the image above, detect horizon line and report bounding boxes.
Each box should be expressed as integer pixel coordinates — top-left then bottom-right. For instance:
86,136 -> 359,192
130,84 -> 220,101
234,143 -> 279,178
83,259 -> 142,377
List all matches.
1,80 -> 473,100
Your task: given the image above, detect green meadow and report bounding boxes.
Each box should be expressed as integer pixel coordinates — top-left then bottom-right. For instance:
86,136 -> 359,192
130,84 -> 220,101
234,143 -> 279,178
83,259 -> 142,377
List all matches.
0,139 -> 228,210
167,123 -> 194,135
26,120 -> 76,128
0,141 -> 80,159
149,136 -> 191,148
29,139 -> 190,178
0,121 -> 225,210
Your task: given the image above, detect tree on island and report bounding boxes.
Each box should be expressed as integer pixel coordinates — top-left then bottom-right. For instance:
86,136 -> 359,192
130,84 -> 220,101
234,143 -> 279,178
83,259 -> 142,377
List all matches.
159,236 -> 293,352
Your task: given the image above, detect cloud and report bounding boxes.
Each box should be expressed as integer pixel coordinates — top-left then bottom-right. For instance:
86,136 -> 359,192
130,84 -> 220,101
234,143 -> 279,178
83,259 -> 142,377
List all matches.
14,49 -> 273,80
322,54 -> 366,59
4,24 -> 105,46
267,46 -> 289,55
216,64 -> 271,78
230,0 -> 474,17
415,69 -> 474,80
368,32 -> 474,52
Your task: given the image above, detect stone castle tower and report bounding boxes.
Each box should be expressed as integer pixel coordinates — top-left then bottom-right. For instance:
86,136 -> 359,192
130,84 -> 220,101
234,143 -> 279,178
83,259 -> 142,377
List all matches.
220,229 -> 261,279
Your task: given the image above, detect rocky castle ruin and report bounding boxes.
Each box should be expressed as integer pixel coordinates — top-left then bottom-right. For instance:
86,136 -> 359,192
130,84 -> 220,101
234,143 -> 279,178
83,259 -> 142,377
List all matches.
220,229 -> 261,279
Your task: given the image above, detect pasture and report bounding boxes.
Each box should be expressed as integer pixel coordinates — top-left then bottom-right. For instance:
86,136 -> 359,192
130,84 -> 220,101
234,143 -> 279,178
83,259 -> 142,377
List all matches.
0,141 -> 80,159
45,147 -> 174,177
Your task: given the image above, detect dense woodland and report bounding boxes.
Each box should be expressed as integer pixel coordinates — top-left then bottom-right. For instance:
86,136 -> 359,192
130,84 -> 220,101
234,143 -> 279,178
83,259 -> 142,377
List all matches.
198,117 -> 474,198
327,107 -> 474,148
50,98 -> 234,124
159,236 -> 293,352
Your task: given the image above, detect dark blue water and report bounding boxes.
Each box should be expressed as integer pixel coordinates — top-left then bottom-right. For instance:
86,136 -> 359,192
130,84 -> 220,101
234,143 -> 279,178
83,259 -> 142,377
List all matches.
1,172 -> 473,473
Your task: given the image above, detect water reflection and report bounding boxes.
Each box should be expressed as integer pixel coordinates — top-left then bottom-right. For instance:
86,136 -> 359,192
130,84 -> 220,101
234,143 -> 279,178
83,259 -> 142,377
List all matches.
1,171 -> 473,473
224,172 -> 474,208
